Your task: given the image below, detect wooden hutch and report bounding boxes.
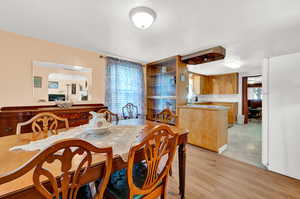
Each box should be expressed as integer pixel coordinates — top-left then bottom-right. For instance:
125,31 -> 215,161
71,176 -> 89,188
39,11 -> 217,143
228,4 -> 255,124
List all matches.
146,56 -> 188,121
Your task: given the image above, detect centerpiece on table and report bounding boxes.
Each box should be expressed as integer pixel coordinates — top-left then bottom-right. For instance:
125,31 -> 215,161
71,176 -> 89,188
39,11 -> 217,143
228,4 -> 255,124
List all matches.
86,111 -> 112,135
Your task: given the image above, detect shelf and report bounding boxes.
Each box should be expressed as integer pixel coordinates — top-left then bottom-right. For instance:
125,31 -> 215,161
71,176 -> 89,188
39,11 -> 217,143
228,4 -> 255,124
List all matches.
149,70 -> 176,77
148,85 -> 176,88
148,108 -> 176,112
147,96 -> 176,100
146,55 -> 188,116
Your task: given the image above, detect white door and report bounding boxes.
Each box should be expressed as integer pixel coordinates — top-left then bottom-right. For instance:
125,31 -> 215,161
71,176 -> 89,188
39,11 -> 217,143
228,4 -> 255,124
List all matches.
266,52 -> 300,180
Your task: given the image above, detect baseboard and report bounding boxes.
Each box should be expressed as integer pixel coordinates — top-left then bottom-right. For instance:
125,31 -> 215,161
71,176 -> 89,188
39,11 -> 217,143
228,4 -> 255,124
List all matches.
218,144 -> 228,154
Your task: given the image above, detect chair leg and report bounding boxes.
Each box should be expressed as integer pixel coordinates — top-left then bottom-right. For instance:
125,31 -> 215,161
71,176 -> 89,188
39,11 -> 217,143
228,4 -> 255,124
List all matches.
169,152 -> 173,176
161,179 -> 168,199
169,167 -> 172,176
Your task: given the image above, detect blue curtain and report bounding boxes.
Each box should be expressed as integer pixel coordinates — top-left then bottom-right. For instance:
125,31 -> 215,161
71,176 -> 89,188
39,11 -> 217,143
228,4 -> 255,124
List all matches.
105,57 -> 145,117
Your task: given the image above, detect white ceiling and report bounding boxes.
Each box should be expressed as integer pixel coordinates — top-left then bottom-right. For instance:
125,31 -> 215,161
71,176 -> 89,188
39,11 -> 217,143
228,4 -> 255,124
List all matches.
248,76 -> 262,84
1,0 -> 300,71
187,60 -> 263,76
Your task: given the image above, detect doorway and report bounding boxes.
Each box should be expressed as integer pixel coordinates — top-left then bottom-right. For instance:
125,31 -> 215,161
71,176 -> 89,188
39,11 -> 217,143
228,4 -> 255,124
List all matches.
222,75 -> 264,168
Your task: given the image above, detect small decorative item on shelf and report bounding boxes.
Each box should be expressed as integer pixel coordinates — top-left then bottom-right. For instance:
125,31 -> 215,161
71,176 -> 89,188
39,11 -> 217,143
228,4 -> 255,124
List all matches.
33,76 -> 42,88
55,101 -> 73,108
71,83 -> 76,94
180,72 -> 186,82
86,111 -> 112,135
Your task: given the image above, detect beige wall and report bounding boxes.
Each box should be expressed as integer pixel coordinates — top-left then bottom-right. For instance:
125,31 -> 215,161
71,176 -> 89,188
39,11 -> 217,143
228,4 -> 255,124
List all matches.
0,30 -> 106,107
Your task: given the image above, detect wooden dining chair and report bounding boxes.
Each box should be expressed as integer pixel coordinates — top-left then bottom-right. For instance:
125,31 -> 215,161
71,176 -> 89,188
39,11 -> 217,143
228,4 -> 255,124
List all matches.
0,139 -> 113,199
122,103 -> 139,119
16,112 -> 69,139
155,109 -> 178,125
105,125 -> 179,199
97,109 -> 119,123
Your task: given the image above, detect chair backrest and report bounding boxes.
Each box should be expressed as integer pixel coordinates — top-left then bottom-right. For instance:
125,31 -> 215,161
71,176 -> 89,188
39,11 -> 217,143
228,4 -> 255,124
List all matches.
0,139 -> 113,199
127,125 -> 178,198
16,112 -> 69,139
98,109 -> 119,123
156,109 -> 177,125
122,103 -> 139,119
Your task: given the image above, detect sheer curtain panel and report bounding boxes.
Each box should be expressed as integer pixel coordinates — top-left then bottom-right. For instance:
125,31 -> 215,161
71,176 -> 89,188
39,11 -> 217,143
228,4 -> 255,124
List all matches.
105,57 -> 145,118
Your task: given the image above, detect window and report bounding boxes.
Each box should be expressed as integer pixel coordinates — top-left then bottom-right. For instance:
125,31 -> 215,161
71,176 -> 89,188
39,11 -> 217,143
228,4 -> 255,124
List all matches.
105,57 -> 145,117
248,87 -> 262,100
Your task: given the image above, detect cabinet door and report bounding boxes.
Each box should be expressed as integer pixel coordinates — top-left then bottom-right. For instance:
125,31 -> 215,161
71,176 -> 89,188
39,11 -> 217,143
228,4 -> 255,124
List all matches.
210,73 -> 238,94
192,75 -> 201,95
199,75 -> 210,94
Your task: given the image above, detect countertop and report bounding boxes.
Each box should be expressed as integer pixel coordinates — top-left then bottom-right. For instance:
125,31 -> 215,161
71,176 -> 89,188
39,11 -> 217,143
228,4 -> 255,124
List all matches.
177,104 -> 229,111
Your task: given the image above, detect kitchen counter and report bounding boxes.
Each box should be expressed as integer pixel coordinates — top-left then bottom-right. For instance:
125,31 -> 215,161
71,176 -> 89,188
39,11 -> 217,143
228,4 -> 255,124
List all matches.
178,105 -> 228,153
194,102 -> 238,126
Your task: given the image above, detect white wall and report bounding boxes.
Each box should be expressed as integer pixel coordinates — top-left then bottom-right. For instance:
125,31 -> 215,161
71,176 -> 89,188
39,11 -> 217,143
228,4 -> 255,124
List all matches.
262,59 -> 270,167
0,30 -> 106,108
262,52 -> 300,179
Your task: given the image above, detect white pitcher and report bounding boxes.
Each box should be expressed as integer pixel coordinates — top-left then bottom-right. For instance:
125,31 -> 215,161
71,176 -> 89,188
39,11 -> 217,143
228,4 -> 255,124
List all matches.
88,111 -> 108,129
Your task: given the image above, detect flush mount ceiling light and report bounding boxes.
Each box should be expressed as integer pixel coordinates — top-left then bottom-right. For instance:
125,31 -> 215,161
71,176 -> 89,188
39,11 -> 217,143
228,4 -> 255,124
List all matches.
129,7 -> 156,29
224,59 -> 242,69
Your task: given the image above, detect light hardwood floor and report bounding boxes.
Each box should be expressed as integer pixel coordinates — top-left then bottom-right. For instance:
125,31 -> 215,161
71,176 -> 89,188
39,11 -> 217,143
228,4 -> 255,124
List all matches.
223,120 -> 264,168
168,145 -> 300,199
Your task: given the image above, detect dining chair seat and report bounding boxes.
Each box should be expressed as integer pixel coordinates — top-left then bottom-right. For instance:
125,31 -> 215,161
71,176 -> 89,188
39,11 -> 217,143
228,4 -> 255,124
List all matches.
106,162 -> 148,199
75,184 -> 94,199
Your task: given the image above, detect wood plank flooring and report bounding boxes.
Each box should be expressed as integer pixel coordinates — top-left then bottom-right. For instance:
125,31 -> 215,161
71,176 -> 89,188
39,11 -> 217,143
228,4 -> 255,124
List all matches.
168,145 -> 300,199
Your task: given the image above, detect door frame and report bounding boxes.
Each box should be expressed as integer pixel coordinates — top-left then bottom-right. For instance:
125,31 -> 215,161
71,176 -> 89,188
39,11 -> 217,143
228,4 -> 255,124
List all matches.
242,75 -> 262,124
242,77 -> 248,124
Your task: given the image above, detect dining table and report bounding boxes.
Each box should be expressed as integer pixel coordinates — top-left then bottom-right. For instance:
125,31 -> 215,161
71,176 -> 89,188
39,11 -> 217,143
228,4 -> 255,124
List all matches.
0,119 -> 188,199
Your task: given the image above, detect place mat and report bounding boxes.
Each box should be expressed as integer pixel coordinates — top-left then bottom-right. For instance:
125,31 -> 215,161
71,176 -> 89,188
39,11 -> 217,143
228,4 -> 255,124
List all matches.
10,124 -> 145,161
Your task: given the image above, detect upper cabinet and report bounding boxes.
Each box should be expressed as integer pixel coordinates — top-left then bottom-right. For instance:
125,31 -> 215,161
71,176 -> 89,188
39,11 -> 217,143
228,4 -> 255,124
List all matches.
190,73 -> 239,95
209,73 -> 239,94
190,74 -> 210,95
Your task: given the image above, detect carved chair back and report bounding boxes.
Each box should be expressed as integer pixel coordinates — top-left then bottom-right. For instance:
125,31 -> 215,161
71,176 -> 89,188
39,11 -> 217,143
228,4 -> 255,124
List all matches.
16,112 -> 69,139
0,139 -> 113,199
122,103 -> 139,119
127,125 -> 178,198
156,109 -> 177,125
97,109 -> 119,123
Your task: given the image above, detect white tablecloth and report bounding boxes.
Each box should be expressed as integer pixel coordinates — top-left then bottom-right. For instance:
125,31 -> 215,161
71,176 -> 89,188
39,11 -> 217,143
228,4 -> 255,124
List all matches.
10,124 -> 145,161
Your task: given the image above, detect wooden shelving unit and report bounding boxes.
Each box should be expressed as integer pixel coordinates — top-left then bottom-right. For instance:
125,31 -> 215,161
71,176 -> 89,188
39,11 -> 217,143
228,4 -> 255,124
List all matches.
146,56 -> 188,121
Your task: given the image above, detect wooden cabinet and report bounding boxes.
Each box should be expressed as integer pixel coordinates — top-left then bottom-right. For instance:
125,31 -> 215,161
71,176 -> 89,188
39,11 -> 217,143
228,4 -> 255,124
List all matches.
190,74 -> 210,95
195,102 -> 238,126
0,104 -> 107,137
209,73 -> 239,94
191,74 -> 201,95
190,72 -> 239,95
178,105 -> 228,152
146,56 -> 188,121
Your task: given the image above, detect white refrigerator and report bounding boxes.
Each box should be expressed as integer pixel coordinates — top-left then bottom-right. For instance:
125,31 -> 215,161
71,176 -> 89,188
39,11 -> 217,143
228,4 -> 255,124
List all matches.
262,52 -> 300,180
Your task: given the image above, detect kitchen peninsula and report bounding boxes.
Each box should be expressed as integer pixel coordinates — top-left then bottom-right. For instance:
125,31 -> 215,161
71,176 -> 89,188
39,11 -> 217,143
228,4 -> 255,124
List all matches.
178,104 -> 228,153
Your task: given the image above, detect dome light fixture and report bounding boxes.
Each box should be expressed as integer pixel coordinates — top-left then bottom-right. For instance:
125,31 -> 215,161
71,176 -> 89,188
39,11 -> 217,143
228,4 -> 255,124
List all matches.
224,58 -> 242,69
129,7 -> 156,29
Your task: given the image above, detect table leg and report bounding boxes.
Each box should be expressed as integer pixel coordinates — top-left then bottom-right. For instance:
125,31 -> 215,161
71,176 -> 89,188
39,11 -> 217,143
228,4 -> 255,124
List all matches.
178,143 -> 186,199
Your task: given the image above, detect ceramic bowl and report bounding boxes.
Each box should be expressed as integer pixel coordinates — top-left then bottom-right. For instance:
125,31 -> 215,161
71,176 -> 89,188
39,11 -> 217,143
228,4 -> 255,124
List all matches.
85,123 -> 113,135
